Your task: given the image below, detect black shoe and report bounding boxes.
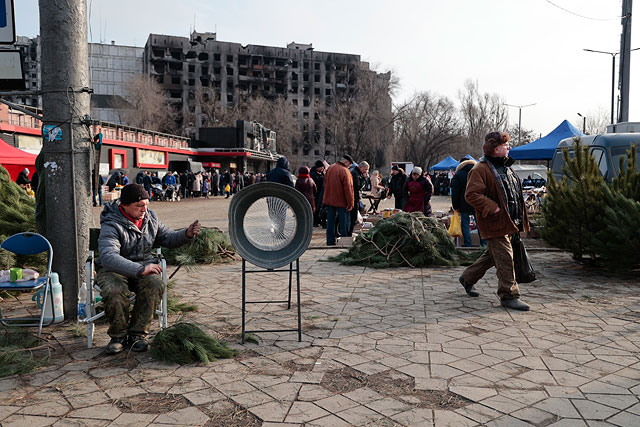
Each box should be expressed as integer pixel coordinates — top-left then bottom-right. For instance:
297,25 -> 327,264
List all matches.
459,276 -> 479,297
106,336 -> 127,355
129,335 -> 149,352
501,298 -> 530,311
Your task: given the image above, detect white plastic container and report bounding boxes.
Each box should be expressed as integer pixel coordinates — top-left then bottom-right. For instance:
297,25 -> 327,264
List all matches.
33,272 -> 64,323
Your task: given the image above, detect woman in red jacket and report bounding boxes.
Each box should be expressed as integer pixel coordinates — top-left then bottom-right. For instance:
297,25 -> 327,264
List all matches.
295,166 -> 317,210
402,167 -> 429,213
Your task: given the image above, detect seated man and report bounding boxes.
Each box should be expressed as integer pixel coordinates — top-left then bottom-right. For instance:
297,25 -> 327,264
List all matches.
97,183 -> 200,354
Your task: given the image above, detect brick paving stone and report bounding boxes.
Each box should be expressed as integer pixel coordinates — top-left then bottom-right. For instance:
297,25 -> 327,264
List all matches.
342,387 -> 385,404
365,397 -> 410,417
607,411 -> 640,427
572,399 -> 620,420
433,409 -> 479,426
19,400 -> 70,417
510,406 -> 559,425
296,384 -> 334,401
534,397 -> 582,418
65,390 -> 110,409
306,414 -> 352,426
335,404 -> 386,425
1,415 -> 58,427
67,404 -> 121,420
284,401 -> 330,423
315,394 -> 359,413
261,381 -> 302,401
231,389 -> 275,408
214,380 -> 256,396
544,385 -> 585,398
289,371 -> 324,384
585,394 -> 638,410
480,394 -> 529,413
109,413 -> 157,426
183,388 -> 225,405
392,408 -> 433,426
449,386 -> 497,402
455,403 -> 502,424
104,386 -> 145,400
154,407 -> 209,426
248,401 -> 292,423
546,420 -> 589,426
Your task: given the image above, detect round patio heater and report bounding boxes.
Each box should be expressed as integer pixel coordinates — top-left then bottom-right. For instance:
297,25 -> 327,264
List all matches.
228,182 -> 313,342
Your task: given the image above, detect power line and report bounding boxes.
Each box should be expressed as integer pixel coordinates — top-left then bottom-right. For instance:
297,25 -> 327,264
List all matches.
542,0 -> 628,21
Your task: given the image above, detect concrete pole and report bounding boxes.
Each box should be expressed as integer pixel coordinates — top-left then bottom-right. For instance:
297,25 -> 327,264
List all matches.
39,0 -> 92,318
618,0 -> 633,123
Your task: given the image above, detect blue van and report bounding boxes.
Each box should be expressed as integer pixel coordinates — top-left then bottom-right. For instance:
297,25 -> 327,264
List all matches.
551,133 -> 640,183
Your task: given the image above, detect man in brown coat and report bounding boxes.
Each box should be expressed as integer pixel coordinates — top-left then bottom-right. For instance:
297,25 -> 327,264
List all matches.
322,155 -> 354,245
459,131 -> 531,311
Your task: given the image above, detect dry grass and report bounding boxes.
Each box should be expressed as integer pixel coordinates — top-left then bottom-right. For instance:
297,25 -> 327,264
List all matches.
114,392 -> 190,414
202,399 -> 261,427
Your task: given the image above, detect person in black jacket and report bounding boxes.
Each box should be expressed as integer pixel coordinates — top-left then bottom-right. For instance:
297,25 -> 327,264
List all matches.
349,161 -> 369,235
389,166 -> 407,209
451,159 -> 485,247
266,157 -> 294,187
310,160 -> 326,227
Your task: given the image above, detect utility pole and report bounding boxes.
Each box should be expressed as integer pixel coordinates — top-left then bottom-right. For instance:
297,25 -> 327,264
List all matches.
503,103 -> 536,146
39,0 -> 92,318
618,0 -> 633,123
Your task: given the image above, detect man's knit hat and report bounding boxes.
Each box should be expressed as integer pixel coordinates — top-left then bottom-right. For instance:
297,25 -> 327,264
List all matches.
120,184 -> 149,205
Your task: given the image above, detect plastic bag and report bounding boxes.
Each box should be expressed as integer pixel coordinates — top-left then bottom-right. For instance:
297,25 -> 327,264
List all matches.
512,232 -> 536,283
224,184 -> 231,193
448,211 -> 462,237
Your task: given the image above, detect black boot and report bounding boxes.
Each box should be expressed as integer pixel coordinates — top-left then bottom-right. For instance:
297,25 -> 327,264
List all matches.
501,298 -> 530,311
129,335 -> 149,352
459,276 -> 479,297
106,336 -> 128,355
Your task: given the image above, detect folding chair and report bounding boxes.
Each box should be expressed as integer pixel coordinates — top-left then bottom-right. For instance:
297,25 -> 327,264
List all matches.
0,232 -> 54,337
81,228 -> 168,348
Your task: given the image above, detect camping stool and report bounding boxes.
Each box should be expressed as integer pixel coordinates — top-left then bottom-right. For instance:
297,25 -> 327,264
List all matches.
81,228 -> 168,348
0,232 -> 54,337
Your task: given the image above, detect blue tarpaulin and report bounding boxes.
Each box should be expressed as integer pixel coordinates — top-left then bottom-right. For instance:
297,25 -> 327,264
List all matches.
429,156 -> 459,171
510,120 -> 583,160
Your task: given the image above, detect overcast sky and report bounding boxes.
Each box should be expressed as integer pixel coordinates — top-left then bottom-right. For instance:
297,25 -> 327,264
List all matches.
14,0 -> 640,137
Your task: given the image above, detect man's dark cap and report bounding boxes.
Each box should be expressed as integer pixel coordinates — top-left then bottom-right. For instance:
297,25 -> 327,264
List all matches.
120,184 -> 149,205
315,160 -> 325,168
342,154 -> 354,164
391,165 -> 399,171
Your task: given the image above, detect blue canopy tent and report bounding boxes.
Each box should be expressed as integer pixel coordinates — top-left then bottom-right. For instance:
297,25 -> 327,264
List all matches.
462,154 -> 477,161
429,156 -> 459,171
510,120 -> 584,160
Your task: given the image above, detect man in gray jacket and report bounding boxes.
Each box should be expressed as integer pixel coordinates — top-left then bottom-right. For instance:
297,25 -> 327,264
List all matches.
98,184 -> 200,354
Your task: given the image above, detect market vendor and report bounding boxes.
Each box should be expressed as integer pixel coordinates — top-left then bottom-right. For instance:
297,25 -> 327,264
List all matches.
97,183 -> 200,354
458,131 -> 530,311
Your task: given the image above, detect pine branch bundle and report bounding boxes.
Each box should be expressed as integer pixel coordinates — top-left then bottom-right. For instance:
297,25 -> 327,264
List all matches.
0,166 -> 36,236
150,323 -> 235,365
164,227 -> 235,267
0,326 -> 47,378
329,212 -> 480,268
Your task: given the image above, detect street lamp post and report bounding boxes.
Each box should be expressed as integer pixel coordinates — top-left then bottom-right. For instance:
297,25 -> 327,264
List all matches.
584,47 -> 640,125
577,112 -> 586,134
504,103 -> 536,146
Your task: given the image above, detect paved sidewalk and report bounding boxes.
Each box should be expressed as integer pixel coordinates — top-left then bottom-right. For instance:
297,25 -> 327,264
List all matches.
2,249 -> 640,426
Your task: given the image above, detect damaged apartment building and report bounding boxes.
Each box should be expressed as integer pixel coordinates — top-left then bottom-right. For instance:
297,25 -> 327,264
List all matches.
7,32 -> 392,168
144,31 -> 392,168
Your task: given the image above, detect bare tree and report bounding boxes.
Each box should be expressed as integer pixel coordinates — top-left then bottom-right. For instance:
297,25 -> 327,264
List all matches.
393,91 -> 460,169
583,106 -> 610,135
117,74 -> 178,133
317,67 -> 396,168
459,79 -> 508,149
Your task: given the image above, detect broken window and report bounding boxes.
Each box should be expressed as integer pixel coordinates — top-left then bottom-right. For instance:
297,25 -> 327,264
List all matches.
214,53 -> 221,61
303,73 -> 309,82
188,79 -> 195,86
325,75 -> 331,84
226,55 -> 233,62
325,88 -> 331,96
214,67 -> 221,74
169,62 -> 182,71
200,77 -> 209,86
275,59 -> 285,66
314,149 -> 320,155
198,52 -> 208,61
171,76 -> 180,85
155,75 -> 163,84
303,99 -> 310,107
292,98 -> 298,105
303,61 -> 309,70
152,48 -> 164,57
291,72 -> 298,81
314,88 -> 320,95
226,67 -> 234,75
170,49 -> 182,60
186,51 -> 197,59
303,112 -> 309,119
188,91 -> 195,99
201,66 -> 208,75
314,75 -> 320,83
227,94 -> 234,102
188,65 -> 195,73
170,91 -> 181,99
314,63 -> 320,70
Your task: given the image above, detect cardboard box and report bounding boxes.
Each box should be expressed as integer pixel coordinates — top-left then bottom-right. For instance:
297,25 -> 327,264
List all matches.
337,236 -> 354,246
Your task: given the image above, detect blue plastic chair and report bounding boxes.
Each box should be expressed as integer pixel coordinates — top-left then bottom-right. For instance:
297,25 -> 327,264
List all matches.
0,232 -> 54,336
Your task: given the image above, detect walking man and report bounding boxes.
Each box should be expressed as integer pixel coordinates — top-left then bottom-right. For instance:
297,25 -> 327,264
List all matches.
459,131 -> 530,311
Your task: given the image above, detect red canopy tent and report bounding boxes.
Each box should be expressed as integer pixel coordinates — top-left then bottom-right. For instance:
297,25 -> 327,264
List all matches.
0,137 -> 37,181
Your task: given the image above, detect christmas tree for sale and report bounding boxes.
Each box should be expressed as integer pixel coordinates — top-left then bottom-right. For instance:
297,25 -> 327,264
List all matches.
541,138 -> 606,260
611,144 -> 640,202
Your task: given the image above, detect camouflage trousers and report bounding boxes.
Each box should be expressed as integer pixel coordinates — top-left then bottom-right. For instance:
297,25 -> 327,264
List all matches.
461,235 -> 521,300
97,270 -> 163,338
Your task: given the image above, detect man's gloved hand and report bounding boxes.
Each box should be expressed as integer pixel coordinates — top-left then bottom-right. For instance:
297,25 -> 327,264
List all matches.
141,263 -> 163,276
186,220 -> 201,239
